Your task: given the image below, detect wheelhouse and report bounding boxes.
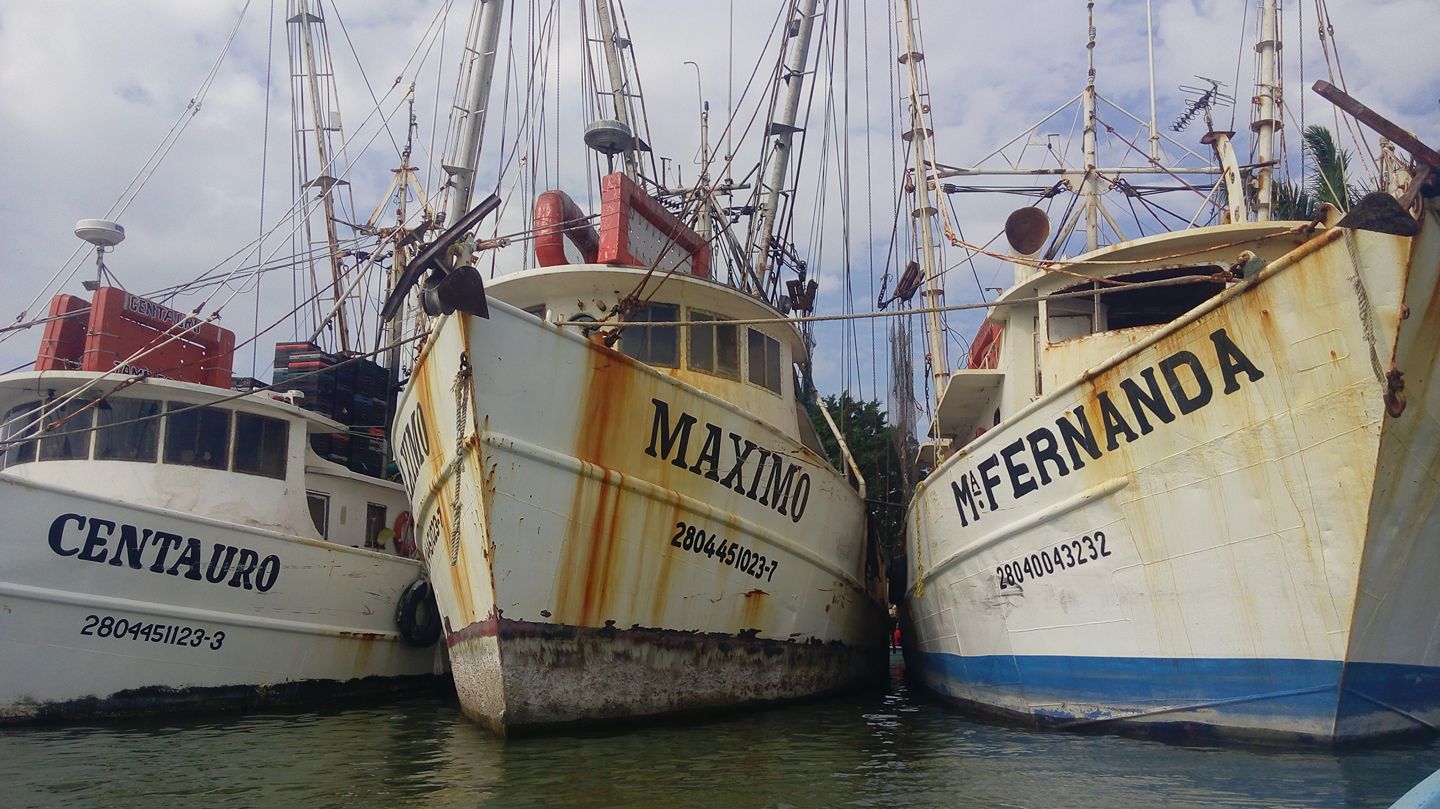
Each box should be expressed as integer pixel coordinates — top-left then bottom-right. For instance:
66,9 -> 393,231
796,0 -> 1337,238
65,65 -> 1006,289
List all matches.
931,222 -> 1315,454
0,372 -> 407,551
491,264 -> 830,458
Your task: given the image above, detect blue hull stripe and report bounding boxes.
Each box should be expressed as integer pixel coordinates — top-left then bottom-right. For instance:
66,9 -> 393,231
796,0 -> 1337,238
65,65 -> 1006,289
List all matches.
914,652 -> 1440,741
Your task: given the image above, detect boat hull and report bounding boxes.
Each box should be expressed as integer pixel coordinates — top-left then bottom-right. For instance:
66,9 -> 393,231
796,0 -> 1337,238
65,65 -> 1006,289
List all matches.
397,303 -> 887,733
904,209 -> 1440,744
0,476 -> 440,722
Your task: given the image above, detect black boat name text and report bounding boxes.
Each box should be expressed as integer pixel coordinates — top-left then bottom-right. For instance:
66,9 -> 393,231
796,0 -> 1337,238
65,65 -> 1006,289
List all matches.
951,329 -> 1265,528
646,399 -> 811,524
48,513 -> 281,592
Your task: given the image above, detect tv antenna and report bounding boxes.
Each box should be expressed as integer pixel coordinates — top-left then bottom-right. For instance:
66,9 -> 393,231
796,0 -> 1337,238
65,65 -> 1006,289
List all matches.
1171,76 -> 1234,133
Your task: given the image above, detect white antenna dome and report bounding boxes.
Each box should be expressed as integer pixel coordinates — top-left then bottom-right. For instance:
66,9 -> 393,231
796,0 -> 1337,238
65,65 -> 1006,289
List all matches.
583,119 -> 634,156
74,219 -> 126,248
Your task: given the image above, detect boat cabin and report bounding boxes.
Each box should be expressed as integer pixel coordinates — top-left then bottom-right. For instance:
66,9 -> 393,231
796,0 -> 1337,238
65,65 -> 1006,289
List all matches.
0,372 -> 408,552
482,172 -> 834,463
489,265 -> 828,457
931,221 -> 1314,455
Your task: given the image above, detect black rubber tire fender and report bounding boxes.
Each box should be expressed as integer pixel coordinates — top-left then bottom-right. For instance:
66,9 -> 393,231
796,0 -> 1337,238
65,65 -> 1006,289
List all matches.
395,578 -> 443,647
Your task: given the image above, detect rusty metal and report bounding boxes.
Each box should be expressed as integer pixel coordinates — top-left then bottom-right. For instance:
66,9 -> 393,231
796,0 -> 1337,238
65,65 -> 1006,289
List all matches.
1005,207 -> 1051,255
1312,81 -> 1440,172
1385,369 -> 1407,417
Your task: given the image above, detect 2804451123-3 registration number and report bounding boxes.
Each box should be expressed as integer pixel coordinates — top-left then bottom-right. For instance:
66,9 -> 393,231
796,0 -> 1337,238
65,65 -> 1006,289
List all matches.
80,612 -> 226,650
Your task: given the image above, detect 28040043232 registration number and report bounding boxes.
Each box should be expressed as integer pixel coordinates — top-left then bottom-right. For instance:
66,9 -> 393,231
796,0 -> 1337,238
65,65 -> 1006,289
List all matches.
81,612 -> 226,650
997,531 -> 1111,590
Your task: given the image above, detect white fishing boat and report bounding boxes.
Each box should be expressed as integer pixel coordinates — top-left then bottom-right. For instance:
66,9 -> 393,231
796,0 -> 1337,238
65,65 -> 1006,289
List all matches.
0,282 -> 442,722
0,2 -> 451,721
897,0 -> 1440,743
386,0 -> 888,733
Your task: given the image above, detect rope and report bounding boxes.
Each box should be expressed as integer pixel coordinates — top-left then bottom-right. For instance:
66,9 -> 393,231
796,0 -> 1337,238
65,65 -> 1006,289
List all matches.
3,1 -> 255,345
554,270 -> 1236,331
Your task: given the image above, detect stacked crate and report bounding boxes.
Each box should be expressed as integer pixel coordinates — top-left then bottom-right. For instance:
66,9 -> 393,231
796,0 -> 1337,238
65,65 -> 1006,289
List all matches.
271,342 -> 392,476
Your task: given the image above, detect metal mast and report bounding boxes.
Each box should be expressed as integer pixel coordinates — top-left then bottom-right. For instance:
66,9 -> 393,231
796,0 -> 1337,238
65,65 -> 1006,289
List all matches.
1253,0 -> 1280,221
896,0 -> 949,405
697,100 -> 713,243
593,0 -> 640,179
366,93 -> 434,372
1081,1 -> 1101,252
748,0 -> 821,290
1146,0 -> 1159,162
443,0 -> 506,225
288,0 -> 355,352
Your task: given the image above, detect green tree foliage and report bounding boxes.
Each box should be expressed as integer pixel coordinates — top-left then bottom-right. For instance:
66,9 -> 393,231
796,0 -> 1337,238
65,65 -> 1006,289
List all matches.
1273,124 -> 1365,219
806,393 -> 906,560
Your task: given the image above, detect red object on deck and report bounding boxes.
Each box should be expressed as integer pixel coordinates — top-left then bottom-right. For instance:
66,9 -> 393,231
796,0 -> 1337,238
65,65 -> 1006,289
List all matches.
34,287 -> 235,387
533,190 -> 600,267
596,172 -> 710,278
35,294 -> 90,372
968,322 -> 1002,369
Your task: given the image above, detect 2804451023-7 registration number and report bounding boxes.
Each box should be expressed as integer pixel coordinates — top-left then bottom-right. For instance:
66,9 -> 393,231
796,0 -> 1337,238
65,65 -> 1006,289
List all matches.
669,520 -> 778,582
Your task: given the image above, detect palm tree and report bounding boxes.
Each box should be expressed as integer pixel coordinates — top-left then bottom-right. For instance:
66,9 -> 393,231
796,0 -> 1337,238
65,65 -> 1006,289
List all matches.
1273,125 -> 1364,219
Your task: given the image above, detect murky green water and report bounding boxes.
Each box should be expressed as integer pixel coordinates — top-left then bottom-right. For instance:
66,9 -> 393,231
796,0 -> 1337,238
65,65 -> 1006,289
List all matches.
4,656 -> 1437,808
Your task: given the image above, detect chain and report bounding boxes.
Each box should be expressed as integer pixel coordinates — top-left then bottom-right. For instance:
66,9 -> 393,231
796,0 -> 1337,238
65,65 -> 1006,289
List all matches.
448,353 -> 471,568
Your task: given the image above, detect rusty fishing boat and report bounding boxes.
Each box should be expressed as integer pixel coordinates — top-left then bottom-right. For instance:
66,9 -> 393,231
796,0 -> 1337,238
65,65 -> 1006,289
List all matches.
384,0 -> 888,734
896,0 -> 1440,744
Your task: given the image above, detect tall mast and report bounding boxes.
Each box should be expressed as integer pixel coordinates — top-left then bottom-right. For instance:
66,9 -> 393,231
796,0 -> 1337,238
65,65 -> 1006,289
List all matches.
382,95 -> 420,375
593,0 -> 639,179
444,0 -> 505,225
698,100 -> 713,243
290,0 -> 353,352
1145,0 -> 1159,162
1081,1 -> 1100,252
1253,0 -> 1280,221
748,0 -> 821,291
896,0 -> 949,405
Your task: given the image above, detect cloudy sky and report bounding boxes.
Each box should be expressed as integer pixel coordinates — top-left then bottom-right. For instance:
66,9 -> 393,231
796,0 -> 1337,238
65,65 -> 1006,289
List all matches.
2,0 -> 1437,422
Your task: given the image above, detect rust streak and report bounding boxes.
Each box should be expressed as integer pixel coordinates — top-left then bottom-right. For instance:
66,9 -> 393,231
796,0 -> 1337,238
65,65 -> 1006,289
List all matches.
557,337 -> 636,627
740,587 -> 769,631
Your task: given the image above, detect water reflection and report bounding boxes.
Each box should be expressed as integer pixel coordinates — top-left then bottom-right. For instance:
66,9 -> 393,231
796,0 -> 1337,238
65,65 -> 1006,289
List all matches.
3,657 -> 1437,809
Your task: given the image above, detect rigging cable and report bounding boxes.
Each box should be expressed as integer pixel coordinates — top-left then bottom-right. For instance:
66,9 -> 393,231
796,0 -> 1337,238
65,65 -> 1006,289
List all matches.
3,0 -> 255,346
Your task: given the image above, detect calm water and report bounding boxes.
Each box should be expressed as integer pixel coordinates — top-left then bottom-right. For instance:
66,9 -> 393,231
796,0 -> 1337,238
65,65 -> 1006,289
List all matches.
4,656 -> 1437,809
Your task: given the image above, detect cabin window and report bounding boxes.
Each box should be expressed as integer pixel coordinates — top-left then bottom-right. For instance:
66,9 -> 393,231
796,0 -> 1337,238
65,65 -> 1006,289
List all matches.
233,412 -> 289,479
1104,266 -> 1227,330
747,329 -> 783,395
365,503 -> 388,548
163,402 -> 231,470
1047,284 -> 1098,342
34,399 -> 93,461
0,400 -> 41,468
307,491 -> 330,539
1047,267 -> 1227,341
687,310 -> 740,379
621,302 -> 679,367
94,398 -> 162,462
